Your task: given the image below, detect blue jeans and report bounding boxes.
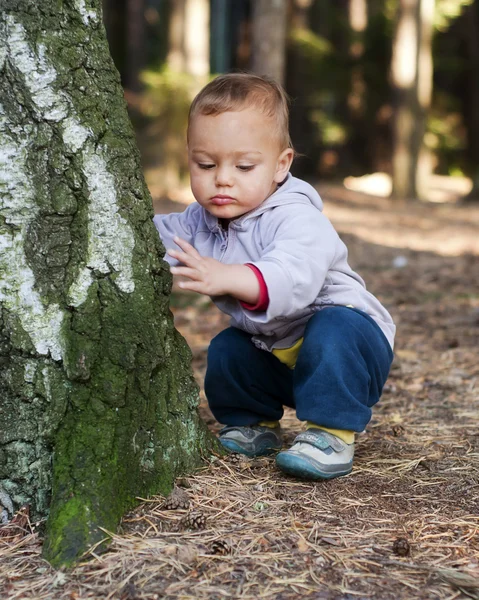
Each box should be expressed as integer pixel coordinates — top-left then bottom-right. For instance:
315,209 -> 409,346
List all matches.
205,306 -> 393,432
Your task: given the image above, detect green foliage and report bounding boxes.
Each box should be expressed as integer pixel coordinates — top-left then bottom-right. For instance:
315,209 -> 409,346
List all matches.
141,67 -> 196,127
288,25 -> 353,173
435,0 -> 474,31
287,0 -> 472,179
426,90 -> 467,175
289,28 -> 333,60
133,68 -> 213,188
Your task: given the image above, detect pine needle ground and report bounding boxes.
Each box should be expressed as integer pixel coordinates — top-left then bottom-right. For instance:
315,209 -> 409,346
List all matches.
1,187 -> 478,600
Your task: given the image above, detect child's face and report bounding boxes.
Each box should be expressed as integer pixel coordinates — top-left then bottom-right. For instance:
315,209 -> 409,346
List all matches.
188,107 -> 293,220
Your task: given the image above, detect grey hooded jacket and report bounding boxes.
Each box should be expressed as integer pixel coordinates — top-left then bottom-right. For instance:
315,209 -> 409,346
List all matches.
153,174 -> 395,351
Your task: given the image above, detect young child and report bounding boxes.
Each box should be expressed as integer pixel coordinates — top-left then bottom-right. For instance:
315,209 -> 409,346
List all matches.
154,73 -> 395,480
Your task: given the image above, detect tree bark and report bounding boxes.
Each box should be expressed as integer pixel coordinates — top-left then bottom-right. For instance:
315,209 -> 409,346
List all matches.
167,0 -> 209,80
183,0 -> 209,80
0,0 -> 215,567
167,0 -> 186,72
251,0 -> 288,84
462,2 -> 479,200
125,0 -> 145,92
390,0 -> 434,201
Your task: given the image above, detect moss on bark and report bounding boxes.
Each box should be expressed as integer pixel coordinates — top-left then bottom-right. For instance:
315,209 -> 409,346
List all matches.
0,0 -> 218,567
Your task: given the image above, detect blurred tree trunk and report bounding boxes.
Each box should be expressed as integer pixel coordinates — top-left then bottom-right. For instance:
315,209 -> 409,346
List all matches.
462,2 -> 479,200
184,0 -> 210,80
1,0 -> 215,568
251,0 -> 288,84
347,0 -> 368,173
210,0 -> 230,73
165,0 -> 209,190
287,0 -> 314,167
167,0 -> 186,71
390,0 -> 434,201
125,0 -> 146,92
167,0 -> 209,79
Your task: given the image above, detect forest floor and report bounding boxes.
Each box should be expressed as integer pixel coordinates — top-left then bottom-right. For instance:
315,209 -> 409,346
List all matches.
1,182 -> 479,600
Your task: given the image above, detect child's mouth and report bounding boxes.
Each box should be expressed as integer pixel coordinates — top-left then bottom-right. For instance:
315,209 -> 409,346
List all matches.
211,196 -> 235,205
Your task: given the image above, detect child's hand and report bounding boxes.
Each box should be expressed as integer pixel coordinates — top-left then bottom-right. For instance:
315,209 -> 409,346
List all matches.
167,237 -> 260,303
168,237 -> 229,296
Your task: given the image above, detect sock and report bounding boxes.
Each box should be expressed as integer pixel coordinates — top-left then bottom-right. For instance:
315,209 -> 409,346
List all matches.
306,422 -> 355,445
258,420 -> 280,428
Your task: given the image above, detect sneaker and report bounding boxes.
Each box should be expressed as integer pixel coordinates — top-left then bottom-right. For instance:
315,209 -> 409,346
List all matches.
275,429 -> 354,480
219,425 -> 283,457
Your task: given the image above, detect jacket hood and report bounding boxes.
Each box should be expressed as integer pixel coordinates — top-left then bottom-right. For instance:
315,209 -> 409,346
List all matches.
204,173 -> 324,232
259,173 -> 324,212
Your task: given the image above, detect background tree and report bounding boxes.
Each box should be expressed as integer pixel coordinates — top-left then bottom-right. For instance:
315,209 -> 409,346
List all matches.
103,0 -> 478,198
126,0 -> 146,92
459,1 -> 479,198
167,0 -> 209,81
251,0 -> 288,84
0,0 -> 215,567
390,0 -> 434,200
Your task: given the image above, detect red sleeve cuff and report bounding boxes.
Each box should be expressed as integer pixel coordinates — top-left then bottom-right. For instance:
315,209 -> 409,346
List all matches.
240,264 -> 269,311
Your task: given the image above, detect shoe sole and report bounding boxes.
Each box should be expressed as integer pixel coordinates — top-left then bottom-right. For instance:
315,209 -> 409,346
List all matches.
220,438 -> 281,457
275,452 -> 352,480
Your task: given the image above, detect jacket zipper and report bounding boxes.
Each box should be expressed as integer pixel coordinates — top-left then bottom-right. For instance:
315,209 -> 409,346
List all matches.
219,226 -> 232,261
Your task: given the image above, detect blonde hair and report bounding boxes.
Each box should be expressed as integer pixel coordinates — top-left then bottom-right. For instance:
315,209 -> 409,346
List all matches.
188,72 -> 293,151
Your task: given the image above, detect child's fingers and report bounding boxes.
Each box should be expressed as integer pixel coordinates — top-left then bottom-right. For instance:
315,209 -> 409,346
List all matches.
177,280 -> 206,293
173,236 -> 202,259
167,249 -> 198,266
170,266 -> 201,280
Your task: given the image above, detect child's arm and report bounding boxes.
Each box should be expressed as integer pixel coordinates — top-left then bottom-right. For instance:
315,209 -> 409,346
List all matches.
168,237 -> 260,304
242,206 -> 340,321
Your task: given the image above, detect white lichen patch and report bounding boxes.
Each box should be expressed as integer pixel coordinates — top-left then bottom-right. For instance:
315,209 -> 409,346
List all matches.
81,149 -> 136,286
62,117 -> 90,153
0,118 -> 64,361
5,17 -> 68,122
67,267 -> 93,308
24,361 -> 37,383
3,17 -> 135,316
74,0 -> 99,26
66,144 -> 136,305
41,366 -> 52,403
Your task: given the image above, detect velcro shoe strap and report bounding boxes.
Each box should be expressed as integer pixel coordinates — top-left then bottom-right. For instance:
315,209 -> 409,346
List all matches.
294,431 -> 346,453
220,426 -> 255,439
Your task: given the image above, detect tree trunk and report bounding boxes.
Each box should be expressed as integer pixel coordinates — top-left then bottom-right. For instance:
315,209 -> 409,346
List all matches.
251,0 -> 288,84
167,0 -> 186,71
125,0 -> 146,92
167,0 -> 209,79
390,0 -> 434,201
0,0 -> 215,567
184,0 -> 209,80
462,2 -> 479,200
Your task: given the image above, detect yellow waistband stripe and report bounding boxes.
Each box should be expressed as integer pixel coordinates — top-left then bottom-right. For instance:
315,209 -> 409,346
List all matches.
272,337 -> 304,369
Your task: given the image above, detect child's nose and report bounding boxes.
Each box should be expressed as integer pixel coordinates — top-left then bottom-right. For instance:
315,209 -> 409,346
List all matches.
215,166 -> 233,187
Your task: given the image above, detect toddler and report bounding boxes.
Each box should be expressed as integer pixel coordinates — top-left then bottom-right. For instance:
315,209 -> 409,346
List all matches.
154,73 -> 395,480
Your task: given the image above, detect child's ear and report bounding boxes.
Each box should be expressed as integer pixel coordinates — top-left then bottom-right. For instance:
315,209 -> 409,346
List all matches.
274,148 -> 294,183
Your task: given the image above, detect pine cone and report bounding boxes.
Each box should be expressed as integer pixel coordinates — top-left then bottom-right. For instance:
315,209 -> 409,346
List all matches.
228,453 -> 249,464
392,537 -> 410,556
179,510 -> 206,530
211,539 -> 230,555
391,424 -> 405,437
162,487 -> 190,510
0,504 -> 30,542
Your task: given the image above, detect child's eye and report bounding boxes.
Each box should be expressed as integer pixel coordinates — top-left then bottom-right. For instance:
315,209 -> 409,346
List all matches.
198,163 -> 215,170
237,165 -> 255,172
